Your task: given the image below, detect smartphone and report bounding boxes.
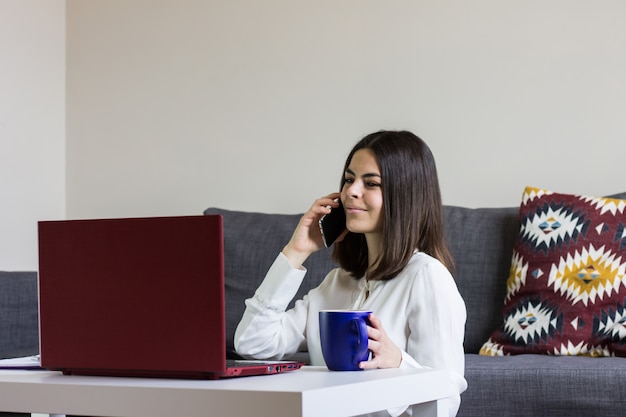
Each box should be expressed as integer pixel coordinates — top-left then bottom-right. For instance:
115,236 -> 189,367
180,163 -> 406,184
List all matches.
319,202 -> 346,247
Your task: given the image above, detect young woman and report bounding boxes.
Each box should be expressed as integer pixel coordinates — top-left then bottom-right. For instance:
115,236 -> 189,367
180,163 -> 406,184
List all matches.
235,130 -> 467,416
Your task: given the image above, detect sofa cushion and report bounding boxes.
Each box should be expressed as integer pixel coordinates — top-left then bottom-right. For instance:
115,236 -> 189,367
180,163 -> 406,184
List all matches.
0,271 -> 39,359
203,208 -> 337,358
443,191 -> 626,354
481,187 -> 626,356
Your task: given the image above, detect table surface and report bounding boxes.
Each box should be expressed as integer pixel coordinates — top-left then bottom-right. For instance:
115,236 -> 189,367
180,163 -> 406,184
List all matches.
0,366 -> 450,417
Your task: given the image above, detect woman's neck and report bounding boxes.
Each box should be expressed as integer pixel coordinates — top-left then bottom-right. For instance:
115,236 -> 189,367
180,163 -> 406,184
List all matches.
365,233 -> 382,276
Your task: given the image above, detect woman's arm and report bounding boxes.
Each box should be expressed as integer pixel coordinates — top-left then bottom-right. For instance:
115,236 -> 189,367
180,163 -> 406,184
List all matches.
235,193 -> 343,358
234,253 -> 309,359
406,261 -> 468,416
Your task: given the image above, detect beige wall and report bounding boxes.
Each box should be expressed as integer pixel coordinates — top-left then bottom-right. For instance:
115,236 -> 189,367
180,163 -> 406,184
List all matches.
0,1 -> 65,270
66,0 -> 626,221
4,1 -> 626,268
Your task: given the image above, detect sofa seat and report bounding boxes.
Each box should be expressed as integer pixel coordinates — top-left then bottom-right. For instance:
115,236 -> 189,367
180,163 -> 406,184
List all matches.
460,354 -> 626,416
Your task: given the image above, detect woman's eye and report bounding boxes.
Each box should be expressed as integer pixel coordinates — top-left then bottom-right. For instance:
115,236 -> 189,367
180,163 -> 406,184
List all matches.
367,182 -> 381,188
343,178 -> 354,184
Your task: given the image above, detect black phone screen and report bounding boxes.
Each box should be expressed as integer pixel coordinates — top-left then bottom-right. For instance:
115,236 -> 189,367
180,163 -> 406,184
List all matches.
319,203 -> 346,247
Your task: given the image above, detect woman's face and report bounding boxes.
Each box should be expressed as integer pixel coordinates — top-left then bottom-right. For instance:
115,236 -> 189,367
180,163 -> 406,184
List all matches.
340,148 -> 384,237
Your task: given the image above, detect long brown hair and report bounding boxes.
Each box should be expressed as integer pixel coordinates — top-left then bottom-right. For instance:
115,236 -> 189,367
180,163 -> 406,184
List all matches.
332,130 -> 454,281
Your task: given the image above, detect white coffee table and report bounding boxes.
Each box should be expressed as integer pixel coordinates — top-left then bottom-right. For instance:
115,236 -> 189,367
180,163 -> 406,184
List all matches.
0,366 -> 450,417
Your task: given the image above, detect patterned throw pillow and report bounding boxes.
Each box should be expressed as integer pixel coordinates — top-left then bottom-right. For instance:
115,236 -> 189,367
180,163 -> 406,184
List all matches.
480,186 -> 626,356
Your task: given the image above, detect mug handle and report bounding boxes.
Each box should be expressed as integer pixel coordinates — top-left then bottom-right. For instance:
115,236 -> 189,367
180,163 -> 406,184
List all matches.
351,317 -> 369,366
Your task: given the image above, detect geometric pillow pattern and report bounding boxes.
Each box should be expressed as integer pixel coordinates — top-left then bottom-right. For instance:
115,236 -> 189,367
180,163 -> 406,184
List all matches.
480,186 -> 626,356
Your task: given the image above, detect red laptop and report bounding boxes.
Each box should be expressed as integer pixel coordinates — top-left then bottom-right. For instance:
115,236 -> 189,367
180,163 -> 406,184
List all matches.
37,215 -> 303,379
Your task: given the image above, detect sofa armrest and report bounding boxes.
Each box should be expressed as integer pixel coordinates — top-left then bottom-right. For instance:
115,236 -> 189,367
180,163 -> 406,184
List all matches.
0,271 -> 39,359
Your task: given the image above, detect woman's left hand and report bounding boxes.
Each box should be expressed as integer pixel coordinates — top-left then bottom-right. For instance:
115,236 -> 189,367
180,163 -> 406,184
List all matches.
359,313 -> 402,369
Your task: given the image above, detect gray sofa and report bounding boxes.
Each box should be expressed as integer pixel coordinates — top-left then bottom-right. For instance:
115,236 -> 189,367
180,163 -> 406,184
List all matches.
3,197 -> 626,416
204,204 -> 626,417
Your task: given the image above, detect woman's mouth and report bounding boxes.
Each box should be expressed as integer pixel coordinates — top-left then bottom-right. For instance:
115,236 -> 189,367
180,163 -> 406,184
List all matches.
345,206 -> 367,214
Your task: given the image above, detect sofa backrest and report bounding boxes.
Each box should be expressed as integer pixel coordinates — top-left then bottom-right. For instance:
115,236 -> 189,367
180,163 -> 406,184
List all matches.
205,206 -> 519,356
6,193 -> 624,360
126,192 -> 626,358
443,205 -> 518,353
4,206 -> 512,359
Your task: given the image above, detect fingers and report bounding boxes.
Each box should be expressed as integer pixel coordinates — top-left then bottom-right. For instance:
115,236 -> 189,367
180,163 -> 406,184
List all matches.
298,193 -> 341,231
281,193 -> 343,266
324,192 -> 342,202
304,193 -> 342,229
301,194 -> 342,226
359,313 -> 402,370
315,193 -> 342,213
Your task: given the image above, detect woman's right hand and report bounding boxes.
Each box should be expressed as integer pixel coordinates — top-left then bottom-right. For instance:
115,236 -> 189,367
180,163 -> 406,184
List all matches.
282,193 -> 343,269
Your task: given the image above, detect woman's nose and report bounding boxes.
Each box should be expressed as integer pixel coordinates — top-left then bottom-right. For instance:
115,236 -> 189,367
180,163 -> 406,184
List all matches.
345,181 -> 361,198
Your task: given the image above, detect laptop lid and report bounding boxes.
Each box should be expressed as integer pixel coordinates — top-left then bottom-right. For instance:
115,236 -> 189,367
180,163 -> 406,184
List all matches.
38,215 -> 301,379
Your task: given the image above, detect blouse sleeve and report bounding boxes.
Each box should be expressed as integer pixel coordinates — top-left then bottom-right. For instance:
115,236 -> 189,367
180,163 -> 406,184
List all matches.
403,260 -> 468,417
234,253 -> 310,360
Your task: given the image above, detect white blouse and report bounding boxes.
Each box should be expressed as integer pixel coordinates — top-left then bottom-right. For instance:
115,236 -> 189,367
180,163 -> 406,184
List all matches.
235,251 -> 468,417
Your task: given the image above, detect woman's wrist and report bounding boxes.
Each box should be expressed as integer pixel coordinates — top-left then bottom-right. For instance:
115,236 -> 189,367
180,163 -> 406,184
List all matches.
281,245 -> 310,270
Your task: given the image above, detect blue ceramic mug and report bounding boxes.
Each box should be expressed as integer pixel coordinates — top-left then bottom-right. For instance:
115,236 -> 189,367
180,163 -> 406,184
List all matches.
319,310 -> 372,371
